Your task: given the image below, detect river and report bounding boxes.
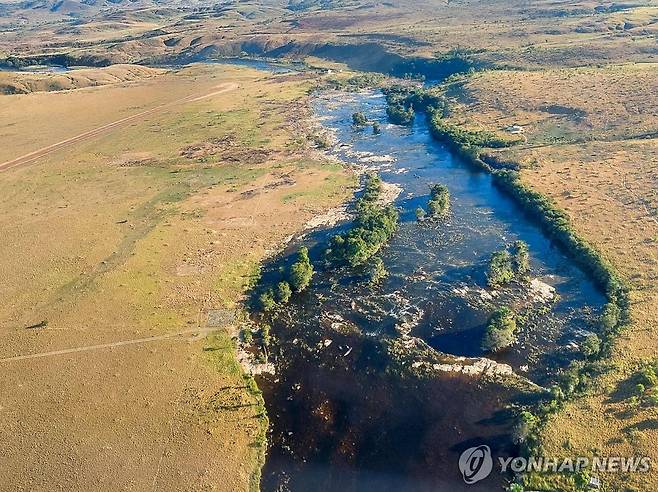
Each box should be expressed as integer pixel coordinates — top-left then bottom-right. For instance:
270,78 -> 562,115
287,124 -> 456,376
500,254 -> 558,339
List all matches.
254,89 -> 605,491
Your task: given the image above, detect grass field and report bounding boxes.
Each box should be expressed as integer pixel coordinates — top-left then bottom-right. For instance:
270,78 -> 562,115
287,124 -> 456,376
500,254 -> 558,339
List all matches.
0,62 -> 353,491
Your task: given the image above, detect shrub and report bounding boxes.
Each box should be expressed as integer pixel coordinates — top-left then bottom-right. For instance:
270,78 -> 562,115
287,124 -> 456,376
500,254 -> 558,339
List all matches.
512,240 -> 530,275
581,333 -> 601,358
289,246 -> 314,292
261,324 -> 271,347
352,111 -> 368,127
276,281 -> 292,304
372,121 -> 381,135
386,103 -> 415,125
482,306 -> 517,351
368,257 -> 388,285
512,410 -> 539,444
415,206 -> 426,221
327,174 -> 399,267
259,289 -> 277,312
427,183 -> 450,218
487,250 -> 515,287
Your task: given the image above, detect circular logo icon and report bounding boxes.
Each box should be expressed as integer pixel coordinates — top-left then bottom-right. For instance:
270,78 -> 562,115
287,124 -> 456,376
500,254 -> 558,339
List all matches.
459,445 -> 493,485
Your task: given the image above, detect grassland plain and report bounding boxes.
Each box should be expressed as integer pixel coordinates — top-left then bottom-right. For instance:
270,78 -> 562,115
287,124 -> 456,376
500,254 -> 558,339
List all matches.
0,63 -> 354,491
2,1 -> 658,490
439,63 -> 658,491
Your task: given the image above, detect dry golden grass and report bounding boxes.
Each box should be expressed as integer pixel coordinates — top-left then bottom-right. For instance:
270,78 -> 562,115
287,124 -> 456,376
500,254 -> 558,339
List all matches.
0,64 -> 164,94
0,63 -> 353,491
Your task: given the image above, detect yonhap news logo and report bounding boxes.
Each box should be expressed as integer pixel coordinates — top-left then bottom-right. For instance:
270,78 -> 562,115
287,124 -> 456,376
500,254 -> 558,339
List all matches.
458,445 -> 652,486
459,445 -> 494,484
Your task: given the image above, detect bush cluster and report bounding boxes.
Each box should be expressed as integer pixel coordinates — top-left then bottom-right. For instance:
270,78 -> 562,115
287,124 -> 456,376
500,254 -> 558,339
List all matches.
482,306 -> 517,352
259,246 -> 314,312
486,240 -> 530,287
326,173 -> 399,266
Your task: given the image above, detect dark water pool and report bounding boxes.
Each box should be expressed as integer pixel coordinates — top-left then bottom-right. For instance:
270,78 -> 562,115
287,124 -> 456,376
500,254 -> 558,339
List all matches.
256,90 -> 605,491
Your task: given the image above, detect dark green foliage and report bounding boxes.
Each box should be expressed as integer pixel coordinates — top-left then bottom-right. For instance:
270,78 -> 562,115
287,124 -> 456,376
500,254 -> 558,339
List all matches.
415,206 -> 426,221
512,240 -> 530,275
631,360 -> 658,406
242,328 -> 253,344
581,333 -> 601,358
322,73 -> 385,91
427,183 -> 450,218
259,289 -> 277,312
386,103 -> 415,125
261,324 -> 271,347
429,112 -> 514,149
289,246 -> 314,292
276,281 -> 292,304
372,121 -> 381,134
327,173 -> 399,267
352,111 -> 368,127
482,306 -> 517,351
512,410 -> 539,445
368,257 -> 388,285
487,250 -> 515,287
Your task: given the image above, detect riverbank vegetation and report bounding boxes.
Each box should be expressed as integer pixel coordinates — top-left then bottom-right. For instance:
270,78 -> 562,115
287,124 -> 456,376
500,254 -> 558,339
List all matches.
259,246 -> 314,312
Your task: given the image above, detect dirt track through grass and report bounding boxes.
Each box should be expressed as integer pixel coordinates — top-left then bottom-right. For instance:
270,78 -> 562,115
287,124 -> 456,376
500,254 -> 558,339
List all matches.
0,83 -> 239,173
0,328 -> 218,363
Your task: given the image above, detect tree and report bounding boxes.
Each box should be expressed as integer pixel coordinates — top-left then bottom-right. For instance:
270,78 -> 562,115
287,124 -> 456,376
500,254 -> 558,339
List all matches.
259,289 -> 277,312
276,281 -> 292,304
600,301 -> 620,333
289,246 -> 314,292
511,410 -> 538,444
352,112 -> 368,127
386,103 -> 415,125
427,183 -> 450,218
487,250 -> 515,287
415,206 -> 426,221
368,257 -> 388,285
512,240 -> 530,275
482,307 -> 517,351
581,333 -> 601,357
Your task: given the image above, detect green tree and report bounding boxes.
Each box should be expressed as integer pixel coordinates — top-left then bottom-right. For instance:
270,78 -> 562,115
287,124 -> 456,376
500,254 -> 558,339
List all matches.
352,112 -> 368,127
415,206 -> 426,221
372,121 -> 381,134
427,183 -> 450,218
261,324 -> 271,347
289,246 -> 314,292
368,257 -> 388,285
511,410 -> 538,444
512,240 -> 530,275
482,306 -> 517,351
581,333 -> 601,358
600,301 -> 620,333
259,289 -> 277,312
487,250 -> 515,287
276,281 -> 292,304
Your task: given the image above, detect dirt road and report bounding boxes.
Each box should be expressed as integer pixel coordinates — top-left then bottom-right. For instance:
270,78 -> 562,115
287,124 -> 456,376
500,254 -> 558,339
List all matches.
0,83 -> 239,173
0,328 -> 218,363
